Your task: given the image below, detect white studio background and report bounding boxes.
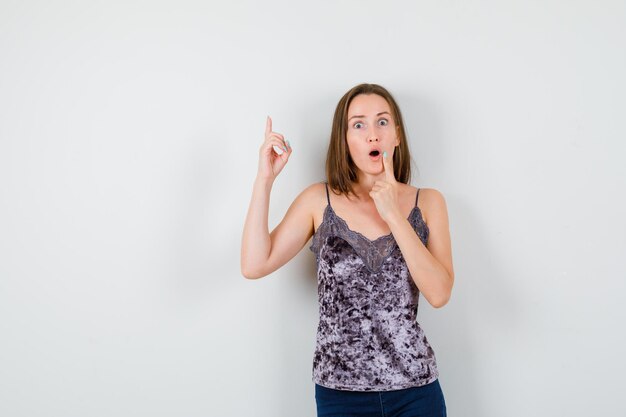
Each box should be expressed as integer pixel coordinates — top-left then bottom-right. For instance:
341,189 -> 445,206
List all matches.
1,1 -> 625,416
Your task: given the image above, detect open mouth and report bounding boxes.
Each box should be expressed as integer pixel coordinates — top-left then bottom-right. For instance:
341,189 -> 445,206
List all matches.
369,150 -> 380,157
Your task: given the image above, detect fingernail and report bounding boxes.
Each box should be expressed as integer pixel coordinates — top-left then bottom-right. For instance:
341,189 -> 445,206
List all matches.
286,140 -> 291,148
383,151 -> 387,158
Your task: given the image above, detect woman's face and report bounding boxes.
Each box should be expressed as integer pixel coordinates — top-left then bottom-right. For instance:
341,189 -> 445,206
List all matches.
346,93 -> 400,176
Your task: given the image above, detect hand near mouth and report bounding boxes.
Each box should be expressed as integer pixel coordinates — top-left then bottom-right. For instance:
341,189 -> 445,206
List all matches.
369,151 -> 402,224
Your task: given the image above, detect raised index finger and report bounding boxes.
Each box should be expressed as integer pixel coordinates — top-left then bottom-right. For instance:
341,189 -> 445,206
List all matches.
265,116 -> 272,137
383,150 -> 396,181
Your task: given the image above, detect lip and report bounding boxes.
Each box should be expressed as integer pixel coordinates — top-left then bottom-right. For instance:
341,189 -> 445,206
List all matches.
368,146 -> 382,161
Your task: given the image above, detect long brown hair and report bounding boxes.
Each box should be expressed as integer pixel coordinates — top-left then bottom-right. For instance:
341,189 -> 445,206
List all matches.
325,83 -> 412,198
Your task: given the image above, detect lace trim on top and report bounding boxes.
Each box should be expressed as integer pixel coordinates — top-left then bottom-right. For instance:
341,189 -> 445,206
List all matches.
310,200 -> 429,274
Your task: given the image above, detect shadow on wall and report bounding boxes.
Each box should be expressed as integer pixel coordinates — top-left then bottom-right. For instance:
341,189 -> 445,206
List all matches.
275,248 -> 319,416
426,195 -> 522,417
396,88 -> 446,187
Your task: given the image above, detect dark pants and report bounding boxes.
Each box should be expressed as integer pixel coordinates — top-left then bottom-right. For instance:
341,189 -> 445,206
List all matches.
315,379 -> 447,417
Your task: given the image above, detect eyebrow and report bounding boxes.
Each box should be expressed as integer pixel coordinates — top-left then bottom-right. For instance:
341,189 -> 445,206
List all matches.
348,111 -> 391,121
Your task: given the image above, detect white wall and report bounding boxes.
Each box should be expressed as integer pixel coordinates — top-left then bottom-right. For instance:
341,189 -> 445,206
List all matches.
1,1 -> 625,416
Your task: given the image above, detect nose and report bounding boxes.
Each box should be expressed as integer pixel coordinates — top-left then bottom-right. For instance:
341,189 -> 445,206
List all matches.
368,134 -> 379,142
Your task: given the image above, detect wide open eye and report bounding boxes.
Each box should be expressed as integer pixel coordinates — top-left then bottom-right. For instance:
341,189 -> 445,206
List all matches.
378,119 -> 389,126
353,122 -> 364,129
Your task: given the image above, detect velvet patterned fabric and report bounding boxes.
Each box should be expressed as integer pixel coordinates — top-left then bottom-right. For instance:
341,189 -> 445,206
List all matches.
309,183 -> 439,391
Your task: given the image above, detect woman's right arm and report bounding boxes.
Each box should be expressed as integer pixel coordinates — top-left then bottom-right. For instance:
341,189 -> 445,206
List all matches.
240,117 -> 316,279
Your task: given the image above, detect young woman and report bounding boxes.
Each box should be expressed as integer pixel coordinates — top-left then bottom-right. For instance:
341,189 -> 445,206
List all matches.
241,83 -> 454,417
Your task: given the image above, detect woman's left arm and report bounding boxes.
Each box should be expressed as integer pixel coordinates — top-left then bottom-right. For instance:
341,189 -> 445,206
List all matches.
387,189 -> 454,308
370,152 -> 454,308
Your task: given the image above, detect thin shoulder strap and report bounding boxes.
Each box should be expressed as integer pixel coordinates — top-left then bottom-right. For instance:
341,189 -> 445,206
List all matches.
324,182 -> 331,206
415,188 -> 421,207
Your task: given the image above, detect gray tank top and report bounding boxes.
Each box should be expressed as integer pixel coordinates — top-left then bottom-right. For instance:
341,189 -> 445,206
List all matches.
309,182 -> 439,391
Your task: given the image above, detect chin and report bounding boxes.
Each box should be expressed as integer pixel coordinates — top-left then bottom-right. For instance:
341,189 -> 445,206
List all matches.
358,167 -> 384,177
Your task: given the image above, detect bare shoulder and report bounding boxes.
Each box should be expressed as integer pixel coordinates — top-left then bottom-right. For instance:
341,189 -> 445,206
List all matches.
296,182 -> 330,232
419,187 -> 447,204
291,180 -> 327,214
415,187 -> 449,225
297,181 -> 327,207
